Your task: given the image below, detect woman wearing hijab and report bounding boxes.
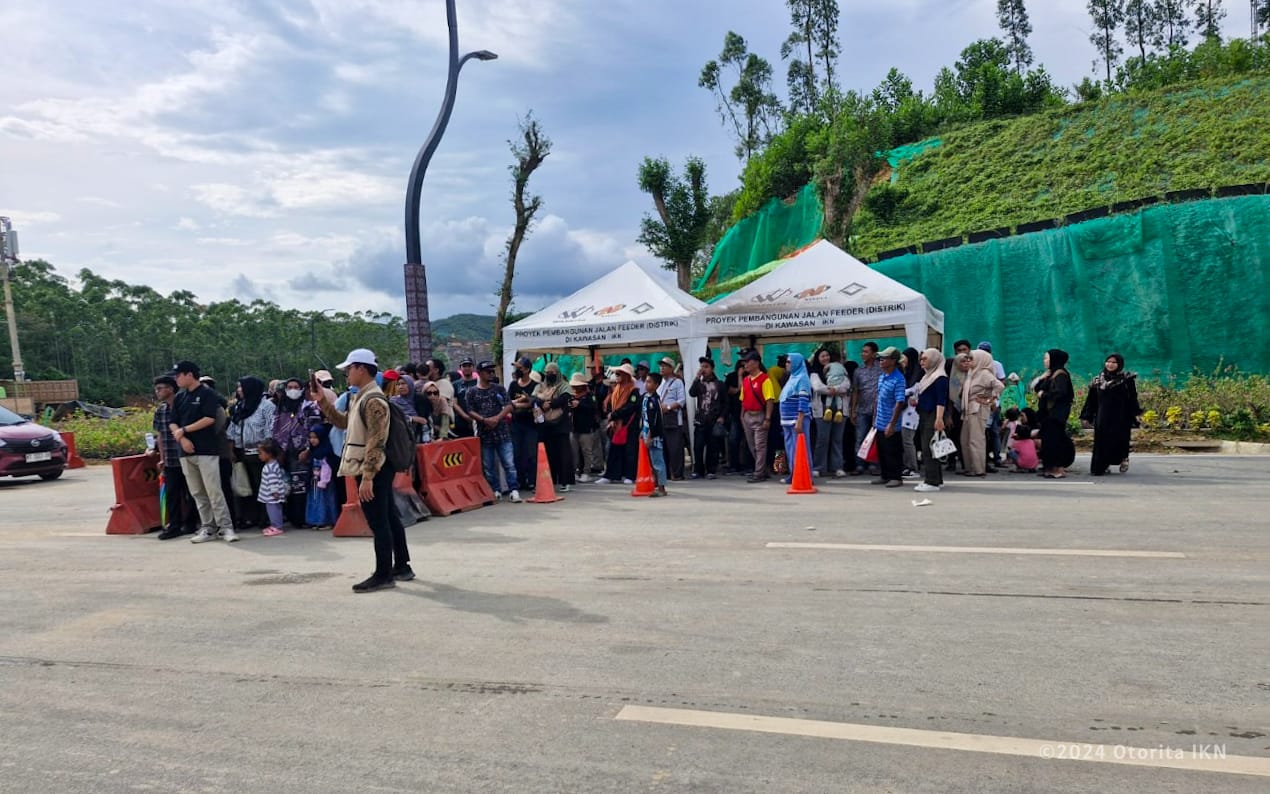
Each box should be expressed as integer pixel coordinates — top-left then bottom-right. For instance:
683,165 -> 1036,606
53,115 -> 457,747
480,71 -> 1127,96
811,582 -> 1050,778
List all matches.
1035,349 -> 1075,478
1080,353 -> 1142,475
913,349 -> 950,492
778,353 -> 814,485
385,371 -> 428,442
899,347 -> 922,475
227,376 -> 276,528
533,362 -> 575,492
810,348 -> 849,477
597,364 -> 642,485
272,377 -> 321,527
959,349 -> 1005,476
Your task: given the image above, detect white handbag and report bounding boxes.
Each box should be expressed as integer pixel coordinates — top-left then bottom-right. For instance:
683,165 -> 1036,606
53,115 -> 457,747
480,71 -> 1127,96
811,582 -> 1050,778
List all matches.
930,431 -> 957,459
900,406 -> 920,431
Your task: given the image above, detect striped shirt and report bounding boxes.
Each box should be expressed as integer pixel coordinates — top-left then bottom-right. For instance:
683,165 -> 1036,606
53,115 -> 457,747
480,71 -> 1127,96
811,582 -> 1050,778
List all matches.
257,460 -> 289,504
874,369 -> 908,431
779,388 -> 811,425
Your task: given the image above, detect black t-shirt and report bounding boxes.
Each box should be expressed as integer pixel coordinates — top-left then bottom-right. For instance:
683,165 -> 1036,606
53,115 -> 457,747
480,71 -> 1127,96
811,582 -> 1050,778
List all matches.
724,371 -> 742,419
507,380 -> 537,426
173,384 -> 220,456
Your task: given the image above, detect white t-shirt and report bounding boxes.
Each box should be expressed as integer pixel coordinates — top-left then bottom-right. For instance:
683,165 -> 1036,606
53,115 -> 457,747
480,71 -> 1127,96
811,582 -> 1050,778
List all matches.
432,377 -> 456,418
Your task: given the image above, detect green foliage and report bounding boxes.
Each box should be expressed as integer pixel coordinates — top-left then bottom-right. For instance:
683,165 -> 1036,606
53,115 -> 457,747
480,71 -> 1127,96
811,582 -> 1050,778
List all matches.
1089,0 -> 1127,82
732,114 -> 824,221
850,75 -> 1270,258
433,314 -> 493,342
997,0 -> 1034,74
48,409 -> 153,459
699,32 -> 783,164
638,156 -> 712,290
1,261 -> 406,405
1115,36 -> 1270,90
780,0 -> 841,115
1138,365 -> 1270,440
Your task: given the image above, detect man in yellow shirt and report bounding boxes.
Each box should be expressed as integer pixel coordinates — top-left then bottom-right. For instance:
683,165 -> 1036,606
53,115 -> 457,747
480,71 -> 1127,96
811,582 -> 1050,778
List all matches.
739,351 -> 777,483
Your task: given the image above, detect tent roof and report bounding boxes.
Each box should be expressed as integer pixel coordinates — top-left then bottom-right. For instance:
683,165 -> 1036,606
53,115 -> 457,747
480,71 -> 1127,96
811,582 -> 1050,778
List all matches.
700,239 -> 943,337
503,261 -> 706,352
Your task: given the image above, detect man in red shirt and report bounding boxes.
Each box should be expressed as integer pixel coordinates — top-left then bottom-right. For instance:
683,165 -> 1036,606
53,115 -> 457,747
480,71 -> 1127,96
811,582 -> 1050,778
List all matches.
739,350 -> 776,483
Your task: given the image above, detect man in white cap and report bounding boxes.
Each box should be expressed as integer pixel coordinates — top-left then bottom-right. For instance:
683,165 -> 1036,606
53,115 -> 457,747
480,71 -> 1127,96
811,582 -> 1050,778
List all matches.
312,348 -> 413,592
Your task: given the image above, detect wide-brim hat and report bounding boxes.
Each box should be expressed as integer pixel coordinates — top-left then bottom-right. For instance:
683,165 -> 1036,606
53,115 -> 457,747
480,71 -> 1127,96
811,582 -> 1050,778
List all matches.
615,363 -> 636,378
568,373 -> 588,387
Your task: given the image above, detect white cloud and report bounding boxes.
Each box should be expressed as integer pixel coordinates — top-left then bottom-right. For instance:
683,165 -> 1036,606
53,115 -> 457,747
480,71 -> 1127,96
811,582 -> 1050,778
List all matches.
176,217 -> 201,231
0,210 -> 61,226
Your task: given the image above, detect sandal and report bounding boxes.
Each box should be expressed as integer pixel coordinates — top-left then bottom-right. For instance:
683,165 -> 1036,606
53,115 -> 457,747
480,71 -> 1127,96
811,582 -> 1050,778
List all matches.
1119,461 -> 1129,473
262,526 -> 285,536
1043,473 -> 1066,479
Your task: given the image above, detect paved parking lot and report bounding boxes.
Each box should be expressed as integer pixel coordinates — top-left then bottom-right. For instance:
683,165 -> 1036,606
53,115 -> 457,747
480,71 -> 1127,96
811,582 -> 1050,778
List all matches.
1,455 -> 1267,792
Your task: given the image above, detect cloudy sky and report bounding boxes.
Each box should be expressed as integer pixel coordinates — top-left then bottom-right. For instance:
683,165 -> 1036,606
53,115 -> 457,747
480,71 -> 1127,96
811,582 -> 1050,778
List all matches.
0,1 -> 1253,320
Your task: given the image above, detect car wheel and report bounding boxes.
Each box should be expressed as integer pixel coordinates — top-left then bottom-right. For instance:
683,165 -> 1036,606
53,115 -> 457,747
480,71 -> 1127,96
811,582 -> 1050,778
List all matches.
39,470 -> 64,481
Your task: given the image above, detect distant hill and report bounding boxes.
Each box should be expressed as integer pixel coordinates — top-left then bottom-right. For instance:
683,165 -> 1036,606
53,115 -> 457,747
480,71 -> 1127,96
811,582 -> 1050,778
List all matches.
433,313 -> 494,342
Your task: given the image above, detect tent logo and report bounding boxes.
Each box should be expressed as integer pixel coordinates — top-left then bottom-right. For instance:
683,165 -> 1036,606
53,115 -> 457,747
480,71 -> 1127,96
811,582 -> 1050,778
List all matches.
751,288 -> 793,304
795,285 -> 831,299
840,282 -> 867,297
558,305 -> 595,320
630,302 -> 654,314
594,304 -> 626,317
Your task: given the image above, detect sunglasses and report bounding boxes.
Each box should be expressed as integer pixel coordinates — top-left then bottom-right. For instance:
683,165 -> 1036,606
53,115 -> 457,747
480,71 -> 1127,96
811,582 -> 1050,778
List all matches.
423,389 -> 439,395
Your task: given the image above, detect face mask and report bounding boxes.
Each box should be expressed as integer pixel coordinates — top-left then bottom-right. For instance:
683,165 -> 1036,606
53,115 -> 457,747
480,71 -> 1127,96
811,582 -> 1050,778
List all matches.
286,388 -> 303,400
545,374 -> 558,384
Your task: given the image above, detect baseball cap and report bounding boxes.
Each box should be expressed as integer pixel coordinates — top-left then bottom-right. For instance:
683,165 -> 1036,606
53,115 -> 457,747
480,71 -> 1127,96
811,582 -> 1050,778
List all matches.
476,359 -> 496,371
336,348 -> 377,369
698,356 -> 714,365
977,341 -> 993,352
635,361 -> 650,371
878,346 -> 901,360
516,356 -> 533,368
742,350 -> 762,362
199,375 -> 216,386
660,357 -> 676,368
1008,372 -> 1020,382
314,369 -> 333,384
381,369 -> 400,382
459,357 -> 474,366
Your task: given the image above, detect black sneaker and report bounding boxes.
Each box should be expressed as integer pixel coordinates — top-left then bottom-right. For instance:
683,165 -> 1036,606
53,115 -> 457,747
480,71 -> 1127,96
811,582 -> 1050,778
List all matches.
393,566 -> 416,582
352,575 -> 396,593
156,528 -> 182,540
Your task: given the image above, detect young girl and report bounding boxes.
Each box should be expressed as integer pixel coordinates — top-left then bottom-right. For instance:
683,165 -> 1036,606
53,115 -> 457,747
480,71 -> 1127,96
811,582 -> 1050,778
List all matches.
305,428 -> 338,529
257,439 -> 289,536
1007,412 -> 1039,473
823,359 -> 848,423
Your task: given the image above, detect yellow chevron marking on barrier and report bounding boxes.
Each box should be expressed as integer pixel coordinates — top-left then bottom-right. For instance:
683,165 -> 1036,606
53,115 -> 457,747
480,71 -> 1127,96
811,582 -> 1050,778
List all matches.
442,452 -> 464,468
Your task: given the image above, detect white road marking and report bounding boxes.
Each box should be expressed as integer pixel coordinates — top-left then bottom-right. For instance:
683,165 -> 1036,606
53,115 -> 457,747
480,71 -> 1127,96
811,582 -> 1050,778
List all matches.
765,542 -> 1186,559
615,705 -> 1270,778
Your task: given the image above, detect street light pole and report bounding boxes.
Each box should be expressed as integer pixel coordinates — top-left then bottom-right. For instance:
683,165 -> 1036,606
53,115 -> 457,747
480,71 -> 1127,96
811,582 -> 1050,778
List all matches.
0,217 -> 24,383
403,0 -> 497,364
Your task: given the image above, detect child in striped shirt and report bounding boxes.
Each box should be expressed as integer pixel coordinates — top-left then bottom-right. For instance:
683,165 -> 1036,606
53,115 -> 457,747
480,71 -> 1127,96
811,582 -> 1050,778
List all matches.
257,439 -> 289,536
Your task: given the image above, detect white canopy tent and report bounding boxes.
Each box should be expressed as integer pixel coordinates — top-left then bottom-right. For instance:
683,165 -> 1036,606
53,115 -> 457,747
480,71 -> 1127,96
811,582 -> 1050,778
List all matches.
501,261 -> 711,386
697,240 -> 944,352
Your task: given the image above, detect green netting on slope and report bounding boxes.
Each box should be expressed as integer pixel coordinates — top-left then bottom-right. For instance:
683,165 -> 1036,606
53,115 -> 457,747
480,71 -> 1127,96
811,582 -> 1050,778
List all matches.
872,195 -> 1270,377
886,138 -> 942,182
696,183 -> 823,290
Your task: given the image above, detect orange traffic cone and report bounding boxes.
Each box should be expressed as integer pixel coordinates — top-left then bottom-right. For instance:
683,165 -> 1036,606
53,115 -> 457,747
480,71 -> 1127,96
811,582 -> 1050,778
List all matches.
630,437 -> 657,497
333,475 -> 374,536
528,443 -> 564,503
786,431 -> 818,495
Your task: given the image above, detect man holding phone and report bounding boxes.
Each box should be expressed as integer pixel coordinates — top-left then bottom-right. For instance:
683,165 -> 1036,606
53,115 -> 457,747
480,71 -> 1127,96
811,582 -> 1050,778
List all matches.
312,348 -> 413,592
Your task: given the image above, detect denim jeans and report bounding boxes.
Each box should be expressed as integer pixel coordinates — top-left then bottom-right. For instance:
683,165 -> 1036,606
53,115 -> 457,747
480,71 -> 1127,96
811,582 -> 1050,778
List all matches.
480,439 -> 519,493
646,436 -> 667,486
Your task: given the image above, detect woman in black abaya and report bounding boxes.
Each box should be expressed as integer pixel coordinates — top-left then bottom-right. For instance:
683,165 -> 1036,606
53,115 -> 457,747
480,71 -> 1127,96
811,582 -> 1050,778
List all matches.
1034,349 -> 1075,478
1080,353 -> 1142,475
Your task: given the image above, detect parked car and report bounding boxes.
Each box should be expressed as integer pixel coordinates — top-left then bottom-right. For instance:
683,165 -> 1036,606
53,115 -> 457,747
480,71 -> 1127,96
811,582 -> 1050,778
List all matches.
0,405 -> 69,480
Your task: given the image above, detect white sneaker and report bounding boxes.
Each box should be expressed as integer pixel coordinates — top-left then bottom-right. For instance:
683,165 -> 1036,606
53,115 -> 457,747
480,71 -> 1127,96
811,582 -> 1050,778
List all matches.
622,478 -> 634,485
577,473 -> 594,483
594,477 -> 611,485
914,483 -> 941,493
509,489 -> 522,503
834,469 -> 847,477
813,470 -> 822,478
190,529 -> 216,543
560,484 -> 571,493
222,529 -> 240,543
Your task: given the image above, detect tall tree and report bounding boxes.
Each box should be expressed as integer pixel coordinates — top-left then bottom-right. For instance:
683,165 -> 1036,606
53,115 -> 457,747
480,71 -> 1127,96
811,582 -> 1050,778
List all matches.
1125,0 -> 1162,59
997,0 -> 1035,74
492,113 -> 551,360
637,157 -> 712,292
1153,0 -> 1193,48
1194,0 -> 1226,38
1089,0 -> 1126,81
700,32 -> 783,164
782,2 -> 819,115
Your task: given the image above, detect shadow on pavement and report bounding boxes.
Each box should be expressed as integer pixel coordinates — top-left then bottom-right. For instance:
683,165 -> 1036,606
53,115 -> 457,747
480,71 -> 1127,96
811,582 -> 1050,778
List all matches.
400,580 -> 610,625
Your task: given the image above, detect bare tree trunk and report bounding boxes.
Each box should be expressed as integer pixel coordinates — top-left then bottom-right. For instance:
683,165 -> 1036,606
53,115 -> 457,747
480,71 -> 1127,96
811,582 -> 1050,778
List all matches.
492,115 -> 551,361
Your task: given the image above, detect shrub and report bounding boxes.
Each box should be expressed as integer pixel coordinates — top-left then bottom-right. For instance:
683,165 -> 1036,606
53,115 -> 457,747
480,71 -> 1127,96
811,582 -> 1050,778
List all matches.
46,409 -> 154,459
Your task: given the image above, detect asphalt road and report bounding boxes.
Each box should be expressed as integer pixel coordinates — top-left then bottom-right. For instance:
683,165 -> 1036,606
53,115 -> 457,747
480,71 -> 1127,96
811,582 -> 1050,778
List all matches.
1,455 -> 1267,793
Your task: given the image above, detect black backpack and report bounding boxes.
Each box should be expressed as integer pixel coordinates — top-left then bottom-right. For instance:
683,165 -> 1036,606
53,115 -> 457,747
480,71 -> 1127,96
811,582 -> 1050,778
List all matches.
360,393 -> 417,473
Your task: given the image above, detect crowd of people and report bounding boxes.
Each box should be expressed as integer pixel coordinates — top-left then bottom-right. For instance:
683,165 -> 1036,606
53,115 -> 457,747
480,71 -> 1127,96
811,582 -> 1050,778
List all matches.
148,342 -> 1142,590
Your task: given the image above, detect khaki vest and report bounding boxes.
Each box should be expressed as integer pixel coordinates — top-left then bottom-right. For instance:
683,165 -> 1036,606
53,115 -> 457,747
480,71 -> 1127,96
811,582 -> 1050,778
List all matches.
338,383 -> 385,478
